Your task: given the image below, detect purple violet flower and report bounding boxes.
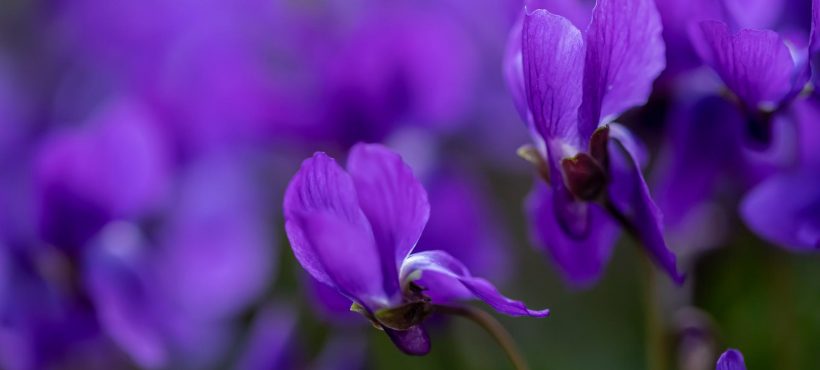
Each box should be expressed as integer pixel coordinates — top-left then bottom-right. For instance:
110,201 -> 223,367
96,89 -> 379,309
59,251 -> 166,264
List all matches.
283,143 -> 548,355
504,0 -> 683,287
741,165 -> 820,250
716,349 -> 746,370
689,0 -> 820,148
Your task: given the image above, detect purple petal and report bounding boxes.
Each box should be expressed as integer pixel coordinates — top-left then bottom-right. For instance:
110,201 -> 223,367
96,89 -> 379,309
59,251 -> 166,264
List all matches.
521,8 -> 585,145
812,0 -> 820,89
723,0 -> 783,29
291,211 -> 386,310
306,274 -> 361,324
346,143 -> 430,299
234,305 -> 299,370
740,168 -> 820,251
526,181 -> 619,288
401,251 -> 549,317
283,152 -> 377,292
503,13 -> 529,125
384,325 -> 431,356
608,137 -> 684,283
693,21 -> 794,109
35,99 -> 169,248
792,97 -> 820,166
716,349 -> 746,370
652,96 -> 744,250
578,0 -> 665,141
159,155 -> 273,319
84,222 -> 166,369
607,124 -> 648,168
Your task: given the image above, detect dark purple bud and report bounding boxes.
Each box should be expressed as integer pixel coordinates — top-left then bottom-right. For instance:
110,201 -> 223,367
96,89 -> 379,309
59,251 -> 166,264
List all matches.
561,153 -> 607,201
384,325 -> 431,356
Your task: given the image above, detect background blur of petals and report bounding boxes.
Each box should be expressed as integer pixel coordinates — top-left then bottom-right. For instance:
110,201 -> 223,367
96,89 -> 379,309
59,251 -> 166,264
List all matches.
0,0 -> 818,369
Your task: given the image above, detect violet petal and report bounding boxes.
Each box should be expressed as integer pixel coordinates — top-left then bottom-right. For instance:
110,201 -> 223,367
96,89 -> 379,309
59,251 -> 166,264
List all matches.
384,325 -> 431,356
693,20 -> 794,109
346,143 -> 430,298
522,8 -> 585,145
608,136 -> 684,283
741,168 -> 820,250
578,0 -> 665,141
283,152 -> 385,308
401,250 -> 549,317
526,181 -> 619,288
716,349 -> 746,370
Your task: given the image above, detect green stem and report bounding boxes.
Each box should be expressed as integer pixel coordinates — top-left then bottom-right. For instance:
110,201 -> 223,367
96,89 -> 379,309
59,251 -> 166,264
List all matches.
767,248 -> 799,369
643,255 -> 667,370
434,304 -> 529,370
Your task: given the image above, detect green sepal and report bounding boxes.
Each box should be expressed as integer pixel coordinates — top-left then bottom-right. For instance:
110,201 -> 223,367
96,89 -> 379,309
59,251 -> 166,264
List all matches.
374,301 -> 433,331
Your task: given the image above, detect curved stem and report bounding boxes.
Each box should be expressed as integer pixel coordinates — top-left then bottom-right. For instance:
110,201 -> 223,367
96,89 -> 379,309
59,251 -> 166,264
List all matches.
643,255 -> 667,370
433,304 -> 529,370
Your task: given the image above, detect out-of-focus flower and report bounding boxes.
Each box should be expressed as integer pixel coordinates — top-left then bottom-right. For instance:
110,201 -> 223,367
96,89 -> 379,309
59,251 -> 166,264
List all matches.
505,0 -> 682,287
658,0 -> 820,252
651,94 -> 756,253
741,166 -> 820,250
691,19 -> 807,146
716,349 -> 746,370
314,3 -> 478,148
0,97 -> 275,369
52,0 -> 318,154
34,98 -> 170,251
283,143 -> 547,355
233,305 -> 300,370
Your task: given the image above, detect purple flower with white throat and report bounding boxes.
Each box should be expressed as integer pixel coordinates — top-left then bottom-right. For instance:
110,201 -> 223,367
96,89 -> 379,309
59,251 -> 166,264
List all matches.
504,0 -> 683,287
283,143 -> 548,355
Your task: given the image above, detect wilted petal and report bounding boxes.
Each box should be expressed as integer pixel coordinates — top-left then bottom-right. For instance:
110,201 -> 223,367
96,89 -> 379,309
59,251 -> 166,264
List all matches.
741,168 -> 820,250
608,138 -> 684,283
346,143 -> 430,298
401,251 -> 549,317
578,0 -> 665,140
384,325 -> 430,356
283,152 -> 376,290
716,349 -> 746,370
526,182 -> 618,288
522,8 -> 585,144
693,21 -> 794,109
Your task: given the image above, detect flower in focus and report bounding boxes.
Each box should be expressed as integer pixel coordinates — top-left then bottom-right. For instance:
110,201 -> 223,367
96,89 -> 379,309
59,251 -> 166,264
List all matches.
283,143 -> 548,355
504,0 -> 682,287
716,348 -> 746,370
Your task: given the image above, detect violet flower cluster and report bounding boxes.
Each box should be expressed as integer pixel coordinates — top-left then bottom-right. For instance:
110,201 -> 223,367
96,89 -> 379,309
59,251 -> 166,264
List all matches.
0,0 -> 817,368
